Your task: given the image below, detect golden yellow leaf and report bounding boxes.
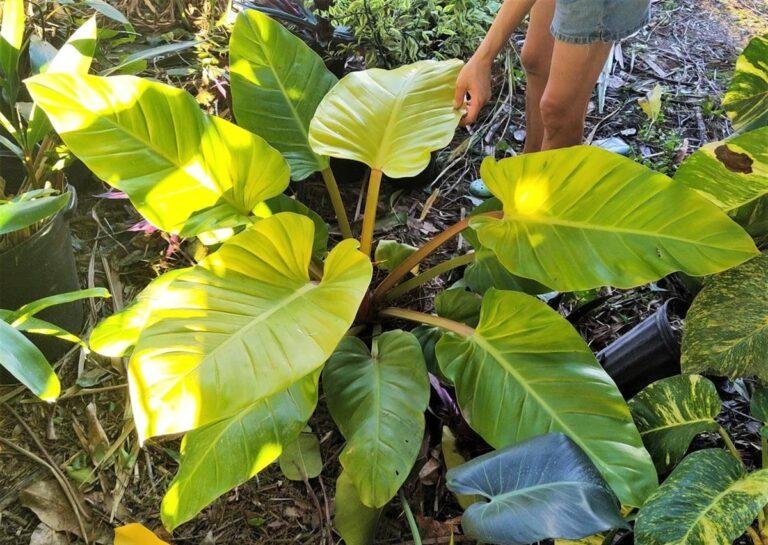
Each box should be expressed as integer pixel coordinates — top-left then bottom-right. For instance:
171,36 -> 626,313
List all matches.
114,523 -> 170,545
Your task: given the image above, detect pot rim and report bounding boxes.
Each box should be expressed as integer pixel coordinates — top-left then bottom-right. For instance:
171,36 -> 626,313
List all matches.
0,184 -> 77,259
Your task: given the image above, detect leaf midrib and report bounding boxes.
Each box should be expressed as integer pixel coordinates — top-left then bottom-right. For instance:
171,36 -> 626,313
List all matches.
468,333 -> 607,478
481,479 -> 599,503
501,211 -> 739,251
676,470 -> 768,545
145,281 -> 318,402
244,19 -> 322,169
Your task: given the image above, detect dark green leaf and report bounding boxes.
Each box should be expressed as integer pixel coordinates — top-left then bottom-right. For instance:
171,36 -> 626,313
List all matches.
323,330 -> 429,508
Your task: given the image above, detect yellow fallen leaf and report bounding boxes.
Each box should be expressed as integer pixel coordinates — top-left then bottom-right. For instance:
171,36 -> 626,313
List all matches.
114,523 -> 170,545
638,84 -> 663,122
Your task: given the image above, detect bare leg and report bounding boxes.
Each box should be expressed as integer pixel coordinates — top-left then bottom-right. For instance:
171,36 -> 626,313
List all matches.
519,0 -> 556,153
540,39 -> 613,150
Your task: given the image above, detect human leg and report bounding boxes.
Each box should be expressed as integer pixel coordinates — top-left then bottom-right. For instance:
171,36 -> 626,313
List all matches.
519,0 -> 556,153
539,39 -> 612,150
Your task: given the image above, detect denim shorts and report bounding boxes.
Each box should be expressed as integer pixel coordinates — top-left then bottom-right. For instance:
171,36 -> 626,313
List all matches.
551,0 -> 651,44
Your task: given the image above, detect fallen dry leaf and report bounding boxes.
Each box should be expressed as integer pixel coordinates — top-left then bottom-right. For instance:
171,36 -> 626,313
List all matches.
29,523 -> 69,545
20,480 -> 83,536
114,523 -> 170,545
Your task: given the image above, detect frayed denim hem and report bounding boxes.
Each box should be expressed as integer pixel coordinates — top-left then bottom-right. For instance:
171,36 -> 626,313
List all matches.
550,21 -> 646,44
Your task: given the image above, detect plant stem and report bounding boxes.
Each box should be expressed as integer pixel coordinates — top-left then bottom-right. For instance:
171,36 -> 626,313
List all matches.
762,433 -> 767,470
374,211 -> 502,301
746,526 -> 765,545
386,252 -> 475,300
719,426 -> 743,464
399,489 -> 423,545
320,167 -> 353,239
360,168 -> 383,256
379,307 -> 474,337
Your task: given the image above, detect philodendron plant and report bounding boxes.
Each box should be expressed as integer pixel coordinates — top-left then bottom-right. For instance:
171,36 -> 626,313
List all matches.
26,9 -> 764,544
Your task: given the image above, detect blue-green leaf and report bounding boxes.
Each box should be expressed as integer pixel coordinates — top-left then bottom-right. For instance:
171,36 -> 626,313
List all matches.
447,433 -> 626,545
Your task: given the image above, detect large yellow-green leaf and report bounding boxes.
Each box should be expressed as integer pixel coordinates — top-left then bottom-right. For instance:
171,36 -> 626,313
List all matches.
470,147 -> 758,291
308,60 -> 463,178
230,9 -> 337,180
26,15 -> 98,147
682,253 -> 768,380
0,319 -> 59,401
161,373 -> 318,531
629,375 -> 721,473
334,471 -> 382,545
26,73 -> 289,236
446,433 -> 626,545
635,449 -> 768,545
89,269 -> 191,358
127,212 -> 372,441
435,289 -> 657,507
674,127 -> 768,213
722,34 -> 768,132
323,330 -> 429,508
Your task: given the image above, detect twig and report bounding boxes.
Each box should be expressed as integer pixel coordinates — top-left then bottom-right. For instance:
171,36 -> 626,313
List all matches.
0,436 -> 90,542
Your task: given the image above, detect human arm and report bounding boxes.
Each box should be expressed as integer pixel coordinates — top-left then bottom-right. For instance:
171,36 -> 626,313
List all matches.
454,0 -> 538,125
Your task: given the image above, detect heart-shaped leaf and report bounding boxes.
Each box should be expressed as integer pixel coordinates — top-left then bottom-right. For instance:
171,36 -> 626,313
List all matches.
635,449 -> 768,545
323,330 -> 429,508
446,433 -> 626,545
436,289 -> 657,507
629,375 -> 721,472
0,320 -> 59,401
125,212 -> 371,441
230,9 -> 338,180
26,74 -> 289,236
334,471 -> 382,545
161,373 -> 318,531
308,60 -> 462,178
471,147 -> 758,291
674,127 -> 768,213
463,248 -> 550,295
682,253 -> 768,380
722,34 -> 768,132
279,426 -> 322,481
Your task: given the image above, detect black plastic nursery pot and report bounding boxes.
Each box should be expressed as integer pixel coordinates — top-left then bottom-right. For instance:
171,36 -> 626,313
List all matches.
597,299 -> 685,399
0,186 -> 83,364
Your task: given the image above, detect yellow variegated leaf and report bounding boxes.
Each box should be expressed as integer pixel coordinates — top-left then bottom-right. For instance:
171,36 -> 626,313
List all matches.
635,449 -> 768,545
723,34 -> 768,132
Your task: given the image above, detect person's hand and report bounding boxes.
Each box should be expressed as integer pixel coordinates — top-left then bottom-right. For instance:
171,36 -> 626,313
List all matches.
454,55 -> 493,126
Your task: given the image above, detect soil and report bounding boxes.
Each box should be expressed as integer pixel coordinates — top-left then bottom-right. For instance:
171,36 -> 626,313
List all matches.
1,1 -> 767,544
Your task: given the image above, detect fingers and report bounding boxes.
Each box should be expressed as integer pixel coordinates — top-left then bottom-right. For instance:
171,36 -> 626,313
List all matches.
465,99 -> 481,126
453,83 -> 466,110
